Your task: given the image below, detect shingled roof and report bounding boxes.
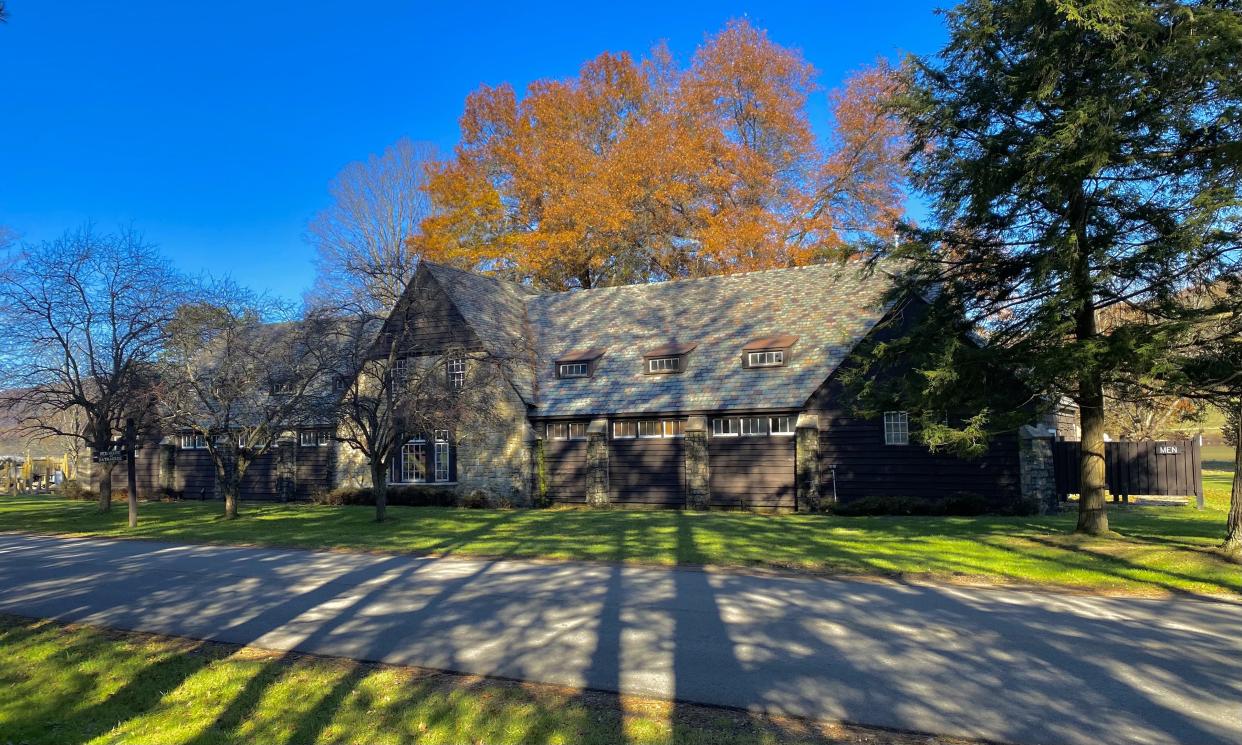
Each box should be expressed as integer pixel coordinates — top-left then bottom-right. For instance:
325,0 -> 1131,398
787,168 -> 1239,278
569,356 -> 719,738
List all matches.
525,261 -> 898,417
410,260 -> 898,417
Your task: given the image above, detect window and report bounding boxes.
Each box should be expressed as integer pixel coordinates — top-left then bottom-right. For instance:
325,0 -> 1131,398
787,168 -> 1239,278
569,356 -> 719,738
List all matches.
770,416 -> 793,435
558,362 -> 589,378
547,422 -> 587,441
884,411 -> 910,445
747,350 -> 784,367
332,376 -> 350,393
613,421 -> 637,439
712,418 -> 740,437
434,430 -> 450,482
397,439 -> 426,483
637,420 -> 662,438
179,434 -> 206,450
647,356 -> 680,373
662,419 -> 685,438
299,431 -> 317,447
740,416 -> 768,436
446,356 -> 466,390
392,358 -> 412,386
270,380 -> 295,395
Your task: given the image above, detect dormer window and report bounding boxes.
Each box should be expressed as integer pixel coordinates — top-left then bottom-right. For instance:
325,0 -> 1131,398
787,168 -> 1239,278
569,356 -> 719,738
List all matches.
742,334 -> 798,369
555,349 -> 604,379
642,342 -> 696,375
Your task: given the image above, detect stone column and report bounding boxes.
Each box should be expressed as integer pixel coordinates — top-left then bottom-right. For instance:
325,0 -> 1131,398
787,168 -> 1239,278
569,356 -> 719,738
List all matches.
528,429 -> 546,507
685,415 -> 710,510
157,439 -> 176,497
585,418 -> 609,507
275,434 -> 297,503
795,413 -> 821,512
1019,425 -> 1057,514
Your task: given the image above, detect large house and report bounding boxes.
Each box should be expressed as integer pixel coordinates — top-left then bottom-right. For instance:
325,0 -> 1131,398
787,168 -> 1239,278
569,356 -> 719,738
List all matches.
115,260 -> 1067,510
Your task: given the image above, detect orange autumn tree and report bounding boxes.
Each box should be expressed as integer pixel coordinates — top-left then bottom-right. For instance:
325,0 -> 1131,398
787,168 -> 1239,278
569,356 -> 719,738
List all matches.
417,20 -> 907,290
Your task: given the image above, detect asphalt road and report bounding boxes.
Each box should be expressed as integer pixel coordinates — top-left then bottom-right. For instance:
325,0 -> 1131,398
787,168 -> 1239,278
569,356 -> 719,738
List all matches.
1,532 -> 1239,745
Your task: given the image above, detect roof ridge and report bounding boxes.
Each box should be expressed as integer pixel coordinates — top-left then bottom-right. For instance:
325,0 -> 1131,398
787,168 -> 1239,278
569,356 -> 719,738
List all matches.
421,260 -> 541,297
529,258 -> 872,301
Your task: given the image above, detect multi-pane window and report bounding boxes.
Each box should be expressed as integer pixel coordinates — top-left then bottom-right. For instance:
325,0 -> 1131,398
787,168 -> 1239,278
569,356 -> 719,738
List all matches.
547,422 -> 588,441
710,416 -> 793,437
558,362 -> 589,378
392,358 -> 412,386
613,421 -> 637,439
884,411 -> 910,445
270,380 -> 295,395
398,439 -> 426,483
447,357 -> 466,390
662,419 -> 685,438
747,350 -> 784,367
434,430 -> 450,482
179,434 -> 207,449
647,356 -> 680,373
299,431 -> 318,447
637,420 -> 662,438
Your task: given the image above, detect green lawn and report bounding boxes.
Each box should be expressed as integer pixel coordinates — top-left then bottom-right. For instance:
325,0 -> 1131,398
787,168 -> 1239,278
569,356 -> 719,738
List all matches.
1,614 -> 942,745
1,472 -> 1237,596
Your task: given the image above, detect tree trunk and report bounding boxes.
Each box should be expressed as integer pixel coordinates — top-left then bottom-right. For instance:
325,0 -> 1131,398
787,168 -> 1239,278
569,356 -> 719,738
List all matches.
1076,379 -> 1110,535
97,462 -> 114,512
1223,402 -> 1242,555
372,460 -> 388,523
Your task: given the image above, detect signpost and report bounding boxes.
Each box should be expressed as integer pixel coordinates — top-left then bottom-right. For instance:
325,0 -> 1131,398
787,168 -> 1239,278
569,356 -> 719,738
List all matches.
125,418 -> 138,528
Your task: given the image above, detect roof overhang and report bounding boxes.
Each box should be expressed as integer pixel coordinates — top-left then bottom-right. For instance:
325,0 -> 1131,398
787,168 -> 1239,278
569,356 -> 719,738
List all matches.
742,334 -> 798,351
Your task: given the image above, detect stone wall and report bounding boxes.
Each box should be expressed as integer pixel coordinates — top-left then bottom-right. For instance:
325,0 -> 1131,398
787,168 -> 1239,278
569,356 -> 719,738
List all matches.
1019,425 -> 1057,514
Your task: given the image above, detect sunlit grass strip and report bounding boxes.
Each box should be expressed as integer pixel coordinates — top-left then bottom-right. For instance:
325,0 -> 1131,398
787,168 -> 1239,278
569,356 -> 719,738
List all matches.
0,471 -> 1236,596
0,614 -> 956,745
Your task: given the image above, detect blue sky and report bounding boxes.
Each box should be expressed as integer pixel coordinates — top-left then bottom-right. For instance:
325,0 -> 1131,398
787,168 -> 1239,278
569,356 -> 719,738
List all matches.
0,1 -> 949,301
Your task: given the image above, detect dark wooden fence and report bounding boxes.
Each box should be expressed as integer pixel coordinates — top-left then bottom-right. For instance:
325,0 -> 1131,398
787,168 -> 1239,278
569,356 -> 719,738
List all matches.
1053,438 -> 1203,507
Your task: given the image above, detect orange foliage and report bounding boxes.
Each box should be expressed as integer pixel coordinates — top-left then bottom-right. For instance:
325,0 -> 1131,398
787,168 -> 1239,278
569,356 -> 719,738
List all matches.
416,20 -> 907,290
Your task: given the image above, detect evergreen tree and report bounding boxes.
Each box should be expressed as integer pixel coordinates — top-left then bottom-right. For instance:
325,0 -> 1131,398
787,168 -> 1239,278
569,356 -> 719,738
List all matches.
875,0 -> 1242,534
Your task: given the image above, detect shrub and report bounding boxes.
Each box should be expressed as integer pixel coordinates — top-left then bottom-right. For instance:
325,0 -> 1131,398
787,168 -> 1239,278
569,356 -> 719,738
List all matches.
317,485 -> 464,508
60,480 -> 95,501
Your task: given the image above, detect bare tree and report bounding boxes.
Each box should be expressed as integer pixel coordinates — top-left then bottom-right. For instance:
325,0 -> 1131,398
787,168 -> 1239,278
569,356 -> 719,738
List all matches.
306,138 -> 438,315
0,225 -> 187,513
333,290 -> 526,523
0,2 -> 9,23
158,283 -> 341,519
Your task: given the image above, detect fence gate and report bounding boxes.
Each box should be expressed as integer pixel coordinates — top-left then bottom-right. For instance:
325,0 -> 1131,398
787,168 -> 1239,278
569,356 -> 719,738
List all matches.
1053,438 -> 1203,508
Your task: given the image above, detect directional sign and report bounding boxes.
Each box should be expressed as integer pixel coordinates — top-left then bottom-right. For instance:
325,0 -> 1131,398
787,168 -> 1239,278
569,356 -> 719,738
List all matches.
93,450 -> 129,464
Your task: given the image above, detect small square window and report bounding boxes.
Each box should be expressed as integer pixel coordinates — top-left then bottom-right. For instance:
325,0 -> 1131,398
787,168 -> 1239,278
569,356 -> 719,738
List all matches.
884,411 -> 910,446
558,362 -> 590,378
637,420 -> 661,438
613,421 -> 637,439
647,356 -> 680,373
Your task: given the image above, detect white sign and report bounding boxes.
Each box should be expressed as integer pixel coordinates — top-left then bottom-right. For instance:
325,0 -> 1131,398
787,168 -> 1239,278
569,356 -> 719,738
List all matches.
94,450 -> 128,463
1156,445 -> 1180,455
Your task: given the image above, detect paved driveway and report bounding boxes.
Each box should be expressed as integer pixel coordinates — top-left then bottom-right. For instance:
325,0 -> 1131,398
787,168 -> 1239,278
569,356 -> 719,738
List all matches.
1,532 -> 1239,745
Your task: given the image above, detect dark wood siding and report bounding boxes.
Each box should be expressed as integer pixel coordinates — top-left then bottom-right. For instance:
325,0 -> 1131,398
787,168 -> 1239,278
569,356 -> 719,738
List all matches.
295,442 -> 335,500
376,265 -> 484,357
708,436 -> 796,510
173,449 -> 217,499
108,444 -> 161,497
608,438 -> 686,506
545,439 -> 589,503
240,451 -> 276,500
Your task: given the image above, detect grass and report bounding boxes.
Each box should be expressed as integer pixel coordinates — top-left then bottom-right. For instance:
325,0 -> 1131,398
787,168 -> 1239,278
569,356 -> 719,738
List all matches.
2,470 -> 1238,596
0,614 -> 961,745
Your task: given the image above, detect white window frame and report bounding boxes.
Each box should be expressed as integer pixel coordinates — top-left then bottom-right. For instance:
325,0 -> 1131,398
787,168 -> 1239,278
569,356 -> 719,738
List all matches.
566,422 -> 588,440
558,362 -> 589,378
739,416 -> 768,436
769,416 -> 793,435
637,420 -> 662,438
394,438 -> 427,483
446,356 -> 466,390
711,418 -> 740,437
433,430 -> 450,482
662,419 -> 685,438
392,358 -> 412,386
884,411 -> 910,446
179,433 -> 206,450
612,421 -> 637,439
647,356 -> 680,373
299,431 -> 318,447
747,350 -> 784,367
